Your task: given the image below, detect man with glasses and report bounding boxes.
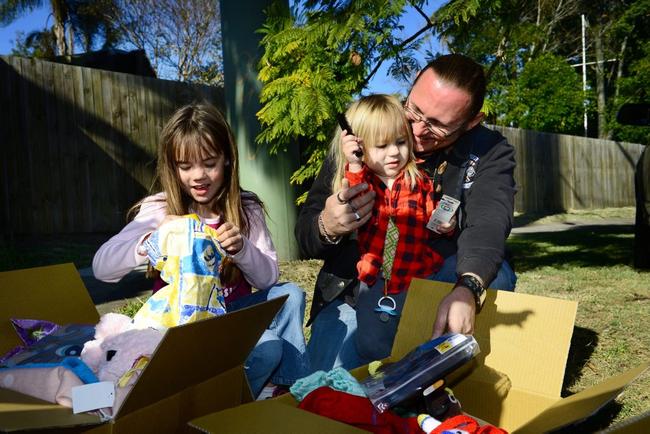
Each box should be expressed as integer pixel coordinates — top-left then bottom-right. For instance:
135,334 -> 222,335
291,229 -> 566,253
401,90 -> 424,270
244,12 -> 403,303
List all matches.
296,54 -> 517,371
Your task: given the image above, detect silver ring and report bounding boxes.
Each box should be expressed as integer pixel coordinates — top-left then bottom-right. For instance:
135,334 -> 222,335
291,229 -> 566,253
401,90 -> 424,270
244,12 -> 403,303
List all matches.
353,211 -> 361,221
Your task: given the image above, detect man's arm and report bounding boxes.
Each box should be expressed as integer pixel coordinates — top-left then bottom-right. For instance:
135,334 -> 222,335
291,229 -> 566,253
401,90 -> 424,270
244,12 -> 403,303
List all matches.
295,155 -> 375,259
433,131 -> 516,337
456,136 -> 516,285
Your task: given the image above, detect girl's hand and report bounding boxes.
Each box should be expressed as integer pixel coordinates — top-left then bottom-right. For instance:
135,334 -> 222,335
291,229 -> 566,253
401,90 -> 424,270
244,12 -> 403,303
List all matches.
436,215 -> 457,234
341,130 -> 363,171
159,214 -> 183,228
215,222 -> 243,254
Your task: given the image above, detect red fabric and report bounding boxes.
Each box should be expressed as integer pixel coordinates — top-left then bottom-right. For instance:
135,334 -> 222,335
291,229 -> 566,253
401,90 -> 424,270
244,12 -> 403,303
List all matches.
151,221 -> 252,302
346,166 -> 446,294
298,386 -> 421,434
431,415 -> 508,434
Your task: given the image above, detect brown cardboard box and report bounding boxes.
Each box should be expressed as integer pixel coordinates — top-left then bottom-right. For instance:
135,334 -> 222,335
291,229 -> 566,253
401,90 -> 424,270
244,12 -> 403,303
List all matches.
0,263 -> 285,433
190,278 -> 648,433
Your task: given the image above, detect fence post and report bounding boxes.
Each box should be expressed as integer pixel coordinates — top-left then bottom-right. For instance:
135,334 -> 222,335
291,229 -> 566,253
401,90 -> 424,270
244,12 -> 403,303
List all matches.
220,0 -> 300,261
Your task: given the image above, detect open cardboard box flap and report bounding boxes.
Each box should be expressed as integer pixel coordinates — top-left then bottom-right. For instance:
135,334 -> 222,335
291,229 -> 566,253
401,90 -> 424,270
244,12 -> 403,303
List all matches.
191,278 -> 648,433
0,263 -> 285,432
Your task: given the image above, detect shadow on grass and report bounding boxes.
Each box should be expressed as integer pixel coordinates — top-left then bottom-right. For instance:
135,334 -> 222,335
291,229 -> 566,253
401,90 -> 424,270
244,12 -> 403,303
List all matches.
551,401 -> 623,433
507,225 -> 634,272
550,327 -> 625,433
513,211 -> 560,227
0,233 -> 111,272
563,326 -> 599,393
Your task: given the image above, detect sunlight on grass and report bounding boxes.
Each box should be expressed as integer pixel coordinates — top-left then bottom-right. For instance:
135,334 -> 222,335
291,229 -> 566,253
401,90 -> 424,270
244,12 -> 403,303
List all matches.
0,207 -> 646,428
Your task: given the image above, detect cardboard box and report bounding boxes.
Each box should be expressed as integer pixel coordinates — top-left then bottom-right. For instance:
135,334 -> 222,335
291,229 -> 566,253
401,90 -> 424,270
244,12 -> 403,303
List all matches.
0,263 -> 285,433
190,278 -> 648,433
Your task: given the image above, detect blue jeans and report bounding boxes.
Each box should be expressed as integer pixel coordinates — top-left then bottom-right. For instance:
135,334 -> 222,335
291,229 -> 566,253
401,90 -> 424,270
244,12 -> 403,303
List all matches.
307,257 -> 517,372
431,255 -> 517,291
227,282 -> 310,397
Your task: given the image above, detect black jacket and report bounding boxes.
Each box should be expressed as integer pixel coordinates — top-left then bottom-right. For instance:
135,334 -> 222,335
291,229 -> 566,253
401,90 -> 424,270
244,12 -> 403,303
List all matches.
295,125 -> 517,323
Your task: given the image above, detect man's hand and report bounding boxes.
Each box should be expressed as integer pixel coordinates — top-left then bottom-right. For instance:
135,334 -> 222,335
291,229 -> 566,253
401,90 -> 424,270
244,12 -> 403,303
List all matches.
432,285 -> 476,338
321,178 -> 375,238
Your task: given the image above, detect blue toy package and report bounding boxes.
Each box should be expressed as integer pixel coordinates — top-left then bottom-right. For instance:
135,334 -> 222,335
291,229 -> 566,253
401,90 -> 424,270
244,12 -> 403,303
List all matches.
360,333 -> 480,413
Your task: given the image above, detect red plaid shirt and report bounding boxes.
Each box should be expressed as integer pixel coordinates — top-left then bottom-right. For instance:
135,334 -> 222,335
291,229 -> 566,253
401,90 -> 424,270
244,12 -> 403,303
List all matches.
346,166 -> 446,294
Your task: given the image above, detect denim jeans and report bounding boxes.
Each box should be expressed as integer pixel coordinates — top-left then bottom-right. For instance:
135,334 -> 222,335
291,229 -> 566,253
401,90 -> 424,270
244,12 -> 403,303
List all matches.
431,255 -> 517,291
226,282 -> 311,397
307,257 -> 517,372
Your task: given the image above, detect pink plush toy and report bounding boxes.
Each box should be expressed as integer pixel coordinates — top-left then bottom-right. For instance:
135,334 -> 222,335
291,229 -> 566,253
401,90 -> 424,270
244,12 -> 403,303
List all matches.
81,313 -> 164,416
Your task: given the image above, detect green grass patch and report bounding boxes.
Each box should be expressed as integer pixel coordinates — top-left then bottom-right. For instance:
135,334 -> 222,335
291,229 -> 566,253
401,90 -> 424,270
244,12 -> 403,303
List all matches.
0,208 -> 646,427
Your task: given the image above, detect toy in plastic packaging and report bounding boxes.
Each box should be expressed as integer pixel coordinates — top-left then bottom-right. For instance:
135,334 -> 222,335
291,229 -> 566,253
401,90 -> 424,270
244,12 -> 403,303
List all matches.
360,333 -> 480,412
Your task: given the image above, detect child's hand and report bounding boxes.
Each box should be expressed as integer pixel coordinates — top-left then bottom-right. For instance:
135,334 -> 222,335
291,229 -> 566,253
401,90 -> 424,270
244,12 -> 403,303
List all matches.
341,130 -> 363,171
215,222 -> 243,254
436,215 -> 457,234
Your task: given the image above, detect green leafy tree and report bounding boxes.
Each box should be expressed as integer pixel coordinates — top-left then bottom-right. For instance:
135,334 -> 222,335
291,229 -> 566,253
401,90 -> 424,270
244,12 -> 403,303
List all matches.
436,0 -> 650,141
502,53 -> 585,134
2,0 -> 118,58
1,0 -> 70,55
102,0 -> 224,84
11,28 -> 58,57
257,0 -> 484,199
607,0 -> 650,143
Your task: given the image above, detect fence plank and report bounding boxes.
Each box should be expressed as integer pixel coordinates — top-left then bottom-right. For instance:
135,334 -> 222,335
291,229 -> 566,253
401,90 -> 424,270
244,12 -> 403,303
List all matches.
494,125 -> 644,214
3,56 -> 644,236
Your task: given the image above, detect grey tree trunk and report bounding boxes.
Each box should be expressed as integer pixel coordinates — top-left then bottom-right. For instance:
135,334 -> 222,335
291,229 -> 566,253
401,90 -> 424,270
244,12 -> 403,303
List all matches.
594,30 -> 608,139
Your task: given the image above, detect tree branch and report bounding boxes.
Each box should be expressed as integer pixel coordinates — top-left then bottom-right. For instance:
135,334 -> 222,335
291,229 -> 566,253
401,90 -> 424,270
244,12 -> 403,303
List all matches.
361,21 -> 435,89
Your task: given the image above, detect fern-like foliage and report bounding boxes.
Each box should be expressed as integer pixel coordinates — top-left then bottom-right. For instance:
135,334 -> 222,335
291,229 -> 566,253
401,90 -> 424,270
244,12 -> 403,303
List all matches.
257,1 -> 486,198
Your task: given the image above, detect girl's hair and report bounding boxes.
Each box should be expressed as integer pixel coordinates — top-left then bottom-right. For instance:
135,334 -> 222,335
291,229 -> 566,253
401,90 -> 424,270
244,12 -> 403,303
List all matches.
134,102 -> 264,284
330,94 -> 420,193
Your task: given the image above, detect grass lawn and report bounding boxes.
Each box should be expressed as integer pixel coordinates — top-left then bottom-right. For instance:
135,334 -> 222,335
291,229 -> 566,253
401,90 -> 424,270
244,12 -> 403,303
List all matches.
0,207 -> 647,429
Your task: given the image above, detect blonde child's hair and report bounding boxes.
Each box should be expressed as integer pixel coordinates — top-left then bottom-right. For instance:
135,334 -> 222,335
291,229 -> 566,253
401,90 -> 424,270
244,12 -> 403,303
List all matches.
132,102 -> 263,284
330,94 -> 420,193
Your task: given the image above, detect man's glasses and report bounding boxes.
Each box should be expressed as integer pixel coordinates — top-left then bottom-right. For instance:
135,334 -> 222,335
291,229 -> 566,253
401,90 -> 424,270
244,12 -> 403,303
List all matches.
403,101 -> 465,140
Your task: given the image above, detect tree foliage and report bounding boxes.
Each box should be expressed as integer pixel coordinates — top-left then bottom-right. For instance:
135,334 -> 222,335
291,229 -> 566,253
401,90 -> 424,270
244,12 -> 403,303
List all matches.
502,53 -> 585,134
437,0 -> 650,140
257,1 -> 484,198
2,0 -> 117,57
102,0 -> 224,85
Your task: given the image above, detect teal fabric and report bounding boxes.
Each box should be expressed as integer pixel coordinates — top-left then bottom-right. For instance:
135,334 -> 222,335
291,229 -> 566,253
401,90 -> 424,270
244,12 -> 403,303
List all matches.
289,367 -> 365,402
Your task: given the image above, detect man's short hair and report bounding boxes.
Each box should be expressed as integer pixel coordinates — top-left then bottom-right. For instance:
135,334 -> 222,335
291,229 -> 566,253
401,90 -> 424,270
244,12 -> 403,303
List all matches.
417,54 -> 487,119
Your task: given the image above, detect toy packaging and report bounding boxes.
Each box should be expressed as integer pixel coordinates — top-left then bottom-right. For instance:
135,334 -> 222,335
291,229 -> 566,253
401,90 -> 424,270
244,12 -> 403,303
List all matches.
361,333 -> 480,413
0,320 -> 98,407
134,215 -> 228,329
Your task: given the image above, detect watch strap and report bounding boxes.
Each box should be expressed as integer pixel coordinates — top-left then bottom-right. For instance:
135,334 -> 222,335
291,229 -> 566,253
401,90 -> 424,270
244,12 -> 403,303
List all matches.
456,274 -> 486,311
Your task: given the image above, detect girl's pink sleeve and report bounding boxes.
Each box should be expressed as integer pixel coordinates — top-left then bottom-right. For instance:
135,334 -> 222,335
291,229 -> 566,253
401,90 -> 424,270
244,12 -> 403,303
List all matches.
230,201 -> 279,289
92,193 -> 167,282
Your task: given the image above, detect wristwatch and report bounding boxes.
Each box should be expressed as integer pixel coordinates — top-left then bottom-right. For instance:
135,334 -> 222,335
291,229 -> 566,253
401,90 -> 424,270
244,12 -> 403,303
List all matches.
455,274 -> 486,311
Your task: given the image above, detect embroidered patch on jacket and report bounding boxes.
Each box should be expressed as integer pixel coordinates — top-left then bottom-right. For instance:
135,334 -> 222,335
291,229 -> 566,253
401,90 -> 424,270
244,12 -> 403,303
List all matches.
462,154 -> 480,189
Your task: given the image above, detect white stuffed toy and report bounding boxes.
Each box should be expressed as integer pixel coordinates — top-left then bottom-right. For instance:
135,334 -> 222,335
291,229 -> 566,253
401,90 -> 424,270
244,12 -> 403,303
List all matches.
81,313 -> 164,416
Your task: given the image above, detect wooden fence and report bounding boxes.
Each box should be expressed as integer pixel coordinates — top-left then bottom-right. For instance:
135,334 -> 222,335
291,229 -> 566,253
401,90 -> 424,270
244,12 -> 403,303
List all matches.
1,56 -> 223,236
493,126 -> 645,214
0,55 -> 645,238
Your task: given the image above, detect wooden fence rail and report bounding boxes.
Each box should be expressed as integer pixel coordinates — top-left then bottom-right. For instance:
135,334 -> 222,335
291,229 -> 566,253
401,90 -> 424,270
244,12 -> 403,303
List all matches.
1,56 -> 223,236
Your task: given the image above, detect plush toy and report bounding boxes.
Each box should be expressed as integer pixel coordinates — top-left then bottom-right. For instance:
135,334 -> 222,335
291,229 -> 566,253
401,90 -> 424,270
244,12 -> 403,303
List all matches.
81,313 -> 164,416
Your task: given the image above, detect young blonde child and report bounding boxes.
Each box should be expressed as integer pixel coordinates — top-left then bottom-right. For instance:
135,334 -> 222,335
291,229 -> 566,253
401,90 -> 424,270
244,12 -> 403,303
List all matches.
332,94 -> 455,363
92,102 -> 309,398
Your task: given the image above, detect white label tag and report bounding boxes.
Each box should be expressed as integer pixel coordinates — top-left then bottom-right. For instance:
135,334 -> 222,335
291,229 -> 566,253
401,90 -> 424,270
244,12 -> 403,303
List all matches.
72,381 -> 115,414
427,194 -> 461,233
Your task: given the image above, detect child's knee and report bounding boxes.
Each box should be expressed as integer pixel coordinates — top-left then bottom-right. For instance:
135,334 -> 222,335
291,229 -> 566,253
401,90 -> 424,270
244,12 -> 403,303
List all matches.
271,282 -> 305,310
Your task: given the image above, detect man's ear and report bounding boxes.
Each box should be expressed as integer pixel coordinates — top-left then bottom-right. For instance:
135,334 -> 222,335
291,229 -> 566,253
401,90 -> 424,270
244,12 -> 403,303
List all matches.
467,111 -> 485,130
